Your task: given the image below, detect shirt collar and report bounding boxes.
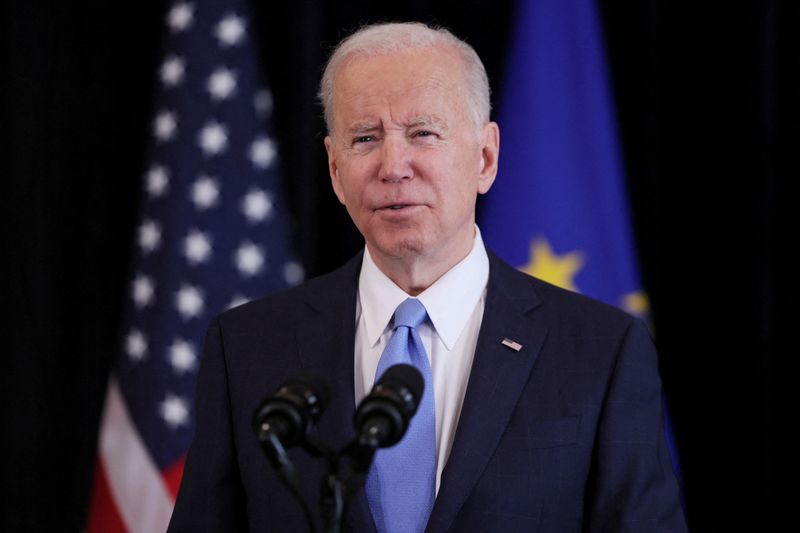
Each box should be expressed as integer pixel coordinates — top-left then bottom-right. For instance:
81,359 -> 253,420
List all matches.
358,227 -> 489,350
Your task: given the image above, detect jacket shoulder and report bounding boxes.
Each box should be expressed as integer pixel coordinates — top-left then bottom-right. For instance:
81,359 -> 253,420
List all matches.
215,252 -> 362,332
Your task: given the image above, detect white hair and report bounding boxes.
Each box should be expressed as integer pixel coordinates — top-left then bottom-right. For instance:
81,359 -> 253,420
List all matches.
319,22 -> 491,134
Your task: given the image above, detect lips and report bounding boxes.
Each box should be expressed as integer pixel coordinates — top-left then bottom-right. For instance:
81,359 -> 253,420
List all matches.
375,202 -> 418,211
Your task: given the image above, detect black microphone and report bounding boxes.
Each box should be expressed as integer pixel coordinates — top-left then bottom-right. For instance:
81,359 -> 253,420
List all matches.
354,364 -> 424,449
253,373 -> 329,533
253,372 -> 330,455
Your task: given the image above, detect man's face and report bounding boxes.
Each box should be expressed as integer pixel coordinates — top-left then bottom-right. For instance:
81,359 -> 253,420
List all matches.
324,46 -> 499,270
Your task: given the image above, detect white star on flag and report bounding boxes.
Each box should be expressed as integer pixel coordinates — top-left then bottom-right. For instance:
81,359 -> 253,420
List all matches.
241,188 -> 273,223
146,165 -> 170,197
235,241 -> 265,277
190,175 -> 220,210
253,89 -> 273,116
153,110 -> 178,142
168,339 -> 197,374
167,2 -> 194,32
161,55 -> 186,87
207,67 -> 237,101
183,229 -> 212,265
138,219 -> 162,253
159,394 -> 190,429
175,283 -> 205,319
197,121 -> 229,155
283,261 -> 305,286
215,14 -> 246,47
132,274 -> 155,309
249,137 -> 276,169
125,329 -> 148,362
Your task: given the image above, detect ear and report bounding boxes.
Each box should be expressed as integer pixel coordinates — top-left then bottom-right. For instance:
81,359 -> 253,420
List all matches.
324,135 -> 346,205
477,122 -> 499,195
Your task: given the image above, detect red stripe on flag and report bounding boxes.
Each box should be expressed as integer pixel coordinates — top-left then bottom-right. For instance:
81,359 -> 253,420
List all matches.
86,459 -> 128,533
162,456 -> 186,499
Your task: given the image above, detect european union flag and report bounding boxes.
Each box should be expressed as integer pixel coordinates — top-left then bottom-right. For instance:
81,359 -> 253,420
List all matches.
481,0 -> 683,493
481,0 -> 644,315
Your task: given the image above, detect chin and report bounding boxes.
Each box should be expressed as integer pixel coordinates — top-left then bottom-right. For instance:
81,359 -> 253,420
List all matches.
369,232 -> 429,261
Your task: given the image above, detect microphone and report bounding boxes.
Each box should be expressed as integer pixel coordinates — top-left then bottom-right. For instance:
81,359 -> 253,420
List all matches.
354,364 -> 424,449
253,374 -> 329,533
253,372 -> 330,459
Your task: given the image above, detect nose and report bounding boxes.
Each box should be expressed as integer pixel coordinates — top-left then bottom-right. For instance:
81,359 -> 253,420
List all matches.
378,135 -> 412,183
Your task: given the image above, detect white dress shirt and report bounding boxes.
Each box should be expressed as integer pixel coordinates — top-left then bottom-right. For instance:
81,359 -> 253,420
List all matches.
354,227 -> 489,494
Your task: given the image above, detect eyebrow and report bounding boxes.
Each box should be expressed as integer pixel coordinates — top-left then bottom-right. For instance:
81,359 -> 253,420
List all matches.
345,115 -> 448,136
406,115 -> 447,129
347,122 -> 381,135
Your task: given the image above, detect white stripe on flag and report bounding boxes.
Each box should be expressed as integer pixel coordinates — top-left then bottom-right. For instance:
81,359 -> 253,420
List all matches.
99,378 -> 175,533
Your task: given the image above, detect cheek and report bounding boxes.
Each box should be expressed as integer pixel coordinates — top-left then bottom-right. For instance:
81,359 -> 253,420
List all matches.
431,158 -> 480,201
337,171 -> 371,214
331,172 -> 346,204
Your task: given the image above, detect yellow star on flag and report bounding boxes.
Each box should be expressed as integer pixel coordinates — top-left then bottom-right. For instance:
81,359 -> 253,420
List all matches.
621,290 -> 650,317
520,237 -> 585,292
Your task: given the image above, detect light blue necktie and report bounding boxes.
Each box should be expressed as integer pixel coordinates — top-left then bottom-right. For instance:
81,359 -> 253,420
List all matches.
365,298 -> 436,533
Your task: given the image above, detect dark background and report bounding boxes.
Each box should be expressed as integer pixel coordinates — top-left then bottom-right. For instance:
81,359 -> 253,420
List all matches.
2,0 -> 793,531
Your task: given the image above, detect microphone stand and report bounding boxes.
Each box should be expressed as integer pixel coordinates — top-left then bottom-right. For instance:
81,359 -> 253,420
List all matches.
300,436 -> 344,533
316,436 -> 382,533
320,470 -> 344,533
258,429 -> 378,533
256,427 -> 319,533
257,364 -> 421,532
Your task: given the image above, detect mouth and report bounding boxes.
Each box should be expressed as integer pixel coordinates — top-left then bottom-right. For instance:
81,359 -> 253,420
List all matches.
375,203 -> 418,211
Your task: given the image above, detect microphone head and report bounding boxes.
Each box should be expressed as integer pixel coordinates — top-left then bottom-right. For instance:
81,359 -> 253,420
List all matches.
252,371 -> 330,447
282,371 -> 331,420
377,363 -> 424,408
354,363 -> 425,447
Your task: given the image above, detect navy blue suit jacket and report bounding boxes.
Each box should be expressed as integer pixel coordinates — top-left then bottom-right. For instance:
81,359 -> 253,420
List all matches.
169,251 -> 687,532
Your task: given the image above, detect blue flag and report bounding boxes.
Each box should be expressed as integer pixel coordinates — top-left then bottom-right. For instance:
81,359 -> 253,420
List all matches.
482,0 -> 644,314
480,0 -> 682,488
87,1 -> 302,531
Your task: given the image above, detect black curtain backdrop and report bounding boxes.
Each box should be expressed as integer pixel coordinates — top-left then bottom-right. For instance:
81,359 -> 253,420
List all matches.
2,1 -> 792,531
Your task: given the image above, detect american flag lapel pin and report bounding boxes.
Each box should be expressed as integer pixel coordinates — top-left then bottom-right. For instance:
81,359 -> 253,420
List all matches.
501,338 -> 523,352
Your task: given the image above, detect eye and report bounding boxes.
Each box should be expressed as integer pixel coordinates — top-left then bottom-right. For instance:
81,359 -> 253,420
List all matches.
352,135 -> 375,144
411,129 -> 441,142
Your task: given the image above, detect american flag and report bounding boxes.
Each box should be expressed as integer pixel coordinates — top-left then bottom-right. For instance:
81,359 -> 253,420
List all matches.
86,1 -> 302,531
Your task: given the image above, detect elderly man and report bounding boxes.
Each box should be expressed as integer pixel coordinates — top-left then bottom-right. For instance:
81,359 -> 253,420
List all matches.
169,22 -> 686,533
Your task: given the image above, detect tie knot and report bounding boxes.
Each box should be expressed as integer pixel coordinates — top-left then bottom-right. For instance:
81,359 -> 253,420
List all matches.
393,298 -> 427,329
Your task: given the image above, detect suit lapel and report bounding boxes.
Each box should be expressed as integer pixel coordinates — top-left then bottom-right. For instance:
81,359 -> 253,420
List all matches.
295,253 -> 360,451
293,252 -> 377,533
426,253 -> 548,533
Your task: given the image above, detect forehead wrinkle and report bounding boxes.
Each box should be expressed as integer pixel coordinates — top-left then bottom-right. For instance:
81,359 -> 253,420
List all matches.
332,53 -> 468,137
